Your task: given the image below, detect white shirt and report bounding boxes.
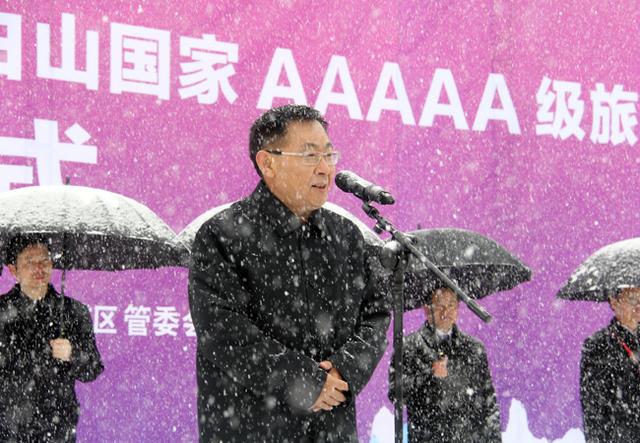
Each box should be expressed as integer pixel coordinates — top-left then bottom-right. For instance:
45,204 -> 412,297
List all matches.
435,328 -> 452,342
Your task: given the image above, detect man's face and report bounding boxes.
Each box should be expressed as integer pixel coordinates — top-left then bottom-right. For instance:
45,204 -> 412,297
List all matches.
424,288 -> 459,332
610,287 -> 640,330
264,120 -> 335,219
8,244 -> 53,295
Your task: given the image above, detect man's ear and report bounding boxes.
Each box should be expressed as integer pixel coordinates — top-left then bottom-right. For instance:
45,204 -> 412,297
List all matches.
256,150 -> 275,178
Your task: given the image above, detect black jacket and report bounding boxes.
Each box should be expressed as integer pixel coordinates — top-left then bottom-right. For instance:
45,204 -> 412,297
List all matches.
581,319 -> 640,443
388,324 -> 501,443
0,284 -> 104,442
188,182 -> 390,442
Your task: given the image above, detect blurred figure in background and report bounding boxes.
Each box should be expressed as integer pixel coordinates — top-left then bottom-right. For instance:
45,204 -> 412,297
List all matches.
389,287 -> 501,442
0,234 -> 104,442
580,287 -> 640,442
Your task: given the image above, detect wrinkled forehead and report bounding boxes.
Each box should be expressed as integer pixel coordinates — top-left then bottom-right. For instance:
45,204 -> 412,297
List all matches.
277,121 -> 332,151
616,287 -> 640,302
431,288 -> 459,305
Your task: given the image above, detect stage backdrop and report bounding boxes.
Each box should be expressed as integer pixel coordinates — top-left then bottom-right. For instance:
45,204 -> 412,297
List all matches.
2,1 -> 639,441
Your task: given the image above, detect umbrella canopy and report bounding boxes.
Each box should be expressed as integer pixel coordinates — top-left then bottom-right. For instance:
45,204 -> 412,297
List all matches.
178,200 -> 382,250
557,238 -> 640,302
322,202 -> 382,246
0,185 -> 187,270
397,228 -> 532,311
177,202 -> 232,250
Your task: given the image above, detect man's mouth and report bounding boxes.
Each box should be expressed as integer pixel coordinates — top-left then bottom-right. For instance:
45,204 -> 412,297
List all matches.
312,183 -> 328,190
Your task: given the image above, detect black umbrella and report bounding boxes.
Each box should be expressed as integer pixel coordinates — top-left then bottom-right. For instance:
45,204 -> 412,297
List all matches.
385,228 -> 531,443
557,238 -> 640,302
395,228 -> 532,311
0,185 -> 188,273
178,200 -> 382,251
0,185 -> 188,334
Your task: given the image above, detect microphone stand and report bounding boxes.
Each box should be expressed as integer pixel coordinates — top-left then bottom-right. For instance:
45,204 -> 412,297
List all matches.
360,201 -> 492,443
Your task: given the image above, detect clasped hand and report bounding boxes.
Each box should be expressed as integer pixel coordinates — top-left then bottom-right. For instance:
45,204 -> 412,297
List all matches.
310,360 -> 349,412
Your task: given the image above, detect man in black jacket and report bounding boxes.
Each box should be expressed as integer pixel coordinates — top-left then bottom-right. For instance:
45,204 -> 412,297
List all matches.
388,288 -> 501,442
0,235 -> 104,442
580,288 -> 640,442
189,105 -> 390,442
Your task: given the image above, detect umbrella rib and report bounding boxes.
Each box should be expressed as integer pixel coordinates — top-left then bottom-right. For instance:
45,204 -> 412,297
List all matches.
131,199 -> 160,242
101,191 -> 126,236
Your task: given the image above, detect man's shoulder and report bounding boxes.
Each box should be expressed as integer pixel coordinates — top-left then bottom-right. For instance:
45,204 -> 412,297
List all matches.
196,197 -> 256,237
319,206 -> 363,233
580,325 -> 621,376
317,207 -> 371,252
0,293 -> 11,310
456,329 -> 488,353
62,294 -> 89,311
403,326 -> 434,350
404,328 -> 424,343
583,324 -> 614,353
0,286 -> 19,308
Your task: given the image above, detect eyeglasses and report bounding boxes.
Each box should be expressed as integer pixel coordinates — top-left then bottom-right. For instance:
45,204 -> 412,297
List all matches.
265,149 -> 341,166
19,256 -> 53,269
624,297 -> 640,307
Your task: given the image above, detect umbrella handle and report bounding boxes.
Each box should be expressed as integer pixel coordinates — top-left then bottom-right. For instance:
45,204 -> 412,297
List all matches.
59,265 -> 66,337
60,179 -> 69,336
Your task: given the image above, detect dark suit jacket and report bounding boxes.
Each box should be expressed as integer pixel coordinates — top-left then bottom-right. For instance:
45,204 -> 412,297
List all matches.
0,284 -> 103,442
189,182 -> 390,442
389,323 -> 501,443
581,319 -> 640,443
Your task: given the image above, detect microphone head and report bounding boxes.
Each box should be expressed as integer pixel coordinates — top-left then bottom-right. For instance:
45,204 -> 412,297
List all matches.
335,170 -> 395,205
379,193 -> 395,205
334,171 -> 358,193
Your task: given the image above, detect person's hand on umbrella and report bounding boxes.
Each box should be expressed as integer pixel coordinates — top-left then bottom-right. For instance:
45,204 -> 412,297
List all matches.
50,338 -> 72,362
432,356 -> 448,378
311,360 -> 349,412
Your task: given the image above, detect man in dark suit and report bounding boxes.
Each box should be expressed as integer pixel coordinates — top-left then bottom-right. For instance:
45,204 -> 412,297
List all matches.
389,287 -> 501,442
189,105 -> 389,442
581,288 -> 640,442
0,234 -> 104,442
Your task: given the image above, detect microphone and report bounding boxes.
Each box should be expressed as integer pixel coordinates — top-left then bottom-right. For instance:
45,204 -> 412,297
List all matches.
335,171 -> 395,205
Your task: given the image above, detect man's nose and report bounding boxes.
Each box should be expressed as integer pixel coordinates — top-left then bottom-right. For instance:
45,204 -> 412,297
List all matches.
315,155 -> 332,174
34,261 -> 49,270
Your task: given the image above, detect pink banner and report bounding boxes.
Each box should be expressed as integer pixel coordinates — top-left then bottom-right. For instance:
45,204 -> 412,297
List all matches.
2,1 -> 640,441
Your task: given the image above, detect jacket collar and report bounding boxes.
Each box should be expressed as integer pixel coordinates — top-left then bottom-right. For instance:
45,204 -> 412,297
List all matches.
8,283 -> 59,310
250,181 -> 328,237
419,322 -> 461,347
610,318 -> 639,347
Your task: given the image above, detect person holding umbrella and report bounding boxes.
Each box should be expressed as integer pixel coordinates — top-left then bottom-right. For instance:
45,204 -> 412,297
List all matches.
557,238 -> 640,442
579,287 -> 640,442
0,234 -> 104,442
188,104 -> 390,442
388,287 -> 501,442
380,228 -> 530,442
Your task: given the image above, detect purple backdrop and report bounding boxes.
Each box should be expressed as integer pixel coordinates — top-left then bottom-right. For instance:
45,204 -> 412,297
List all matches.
2,1 -> 640,441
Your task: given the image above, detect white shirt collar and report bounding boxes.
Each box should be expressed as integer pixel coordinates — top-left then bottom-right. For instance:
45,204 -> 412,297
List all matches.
435,328 -> 452,340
